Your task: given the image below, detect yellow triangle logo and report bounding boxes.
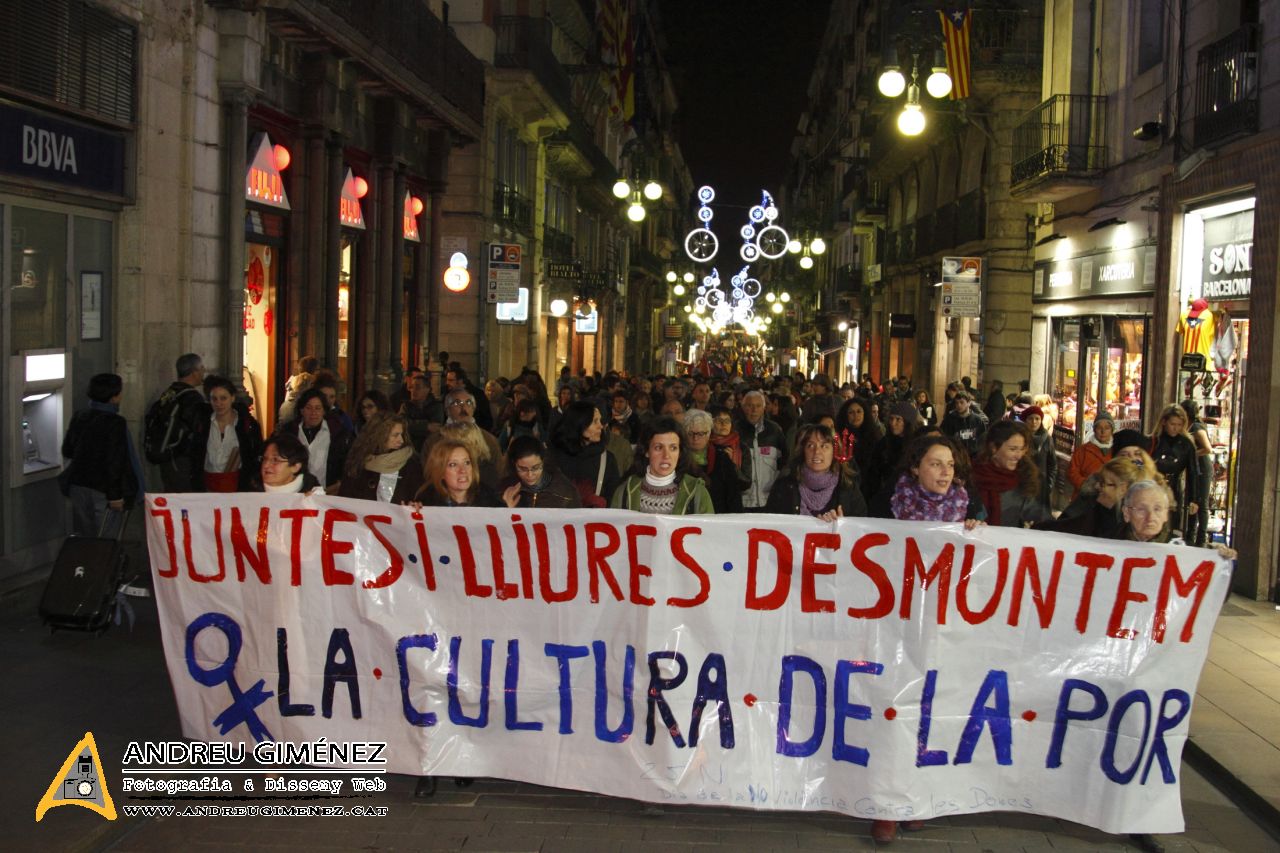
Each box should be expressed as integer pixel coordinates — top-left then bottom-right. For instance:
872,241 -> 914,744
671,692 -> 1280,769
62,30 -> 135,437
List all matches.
35,732 -> 117,822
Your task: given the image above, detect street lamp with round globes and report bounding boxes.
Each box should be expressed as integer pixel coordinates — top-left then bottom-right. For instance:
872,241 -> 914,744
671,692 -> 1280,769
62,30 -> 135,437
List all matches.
612,179 -> 631,199
771,302 -> 783,314
799,255 -> 814,270
666,271 -> 677,283
838,320 -> 849,332
682,272 -> 695,283
765,292 -> 776,302
878,66 -> 906,98
549,298 -> 569,317
898,102 -> 926,136
627,201 -> 646,222
926,67 -> 953,99
643,180 -> 663,201
787,239 -> 802,254
673,283 -> 686,296
780,292 -> 791,303
809,237 -> 826,255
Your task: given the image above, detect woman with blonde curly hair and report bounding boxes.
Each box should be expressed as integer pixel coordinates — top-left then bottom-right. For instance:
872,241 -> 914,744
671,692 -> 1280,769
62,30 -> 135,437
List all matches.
338,413 -> 423,504
437,420 -> 499,490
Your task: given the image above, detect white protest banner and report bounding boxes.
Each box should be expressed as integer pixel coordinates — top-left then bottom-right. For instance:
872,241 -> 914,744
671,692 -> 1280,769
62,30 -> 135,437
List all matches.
145,494 -> 1230,834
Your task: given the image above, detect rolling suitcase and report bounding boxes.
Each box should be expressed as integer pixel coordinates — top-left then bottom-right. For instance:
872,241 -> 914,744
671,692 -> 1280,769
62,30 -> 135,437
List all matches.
39,510 -> 130,632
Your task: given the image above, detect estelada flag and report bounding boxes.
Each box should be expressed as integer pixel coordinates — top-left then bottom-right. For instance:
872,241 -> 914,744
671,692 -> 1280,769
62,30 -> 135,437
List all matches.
939,8 -> 972,100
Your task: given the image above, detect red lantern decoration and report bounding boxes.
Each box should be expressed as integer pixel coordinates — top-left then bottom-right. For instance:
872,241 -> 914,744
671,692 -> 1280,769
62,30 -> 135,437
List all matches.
263,307 -> 274,336
353,176 -> 369,198
411,196 -> 425,215
272,144 -> 291,171
246,256 -> 265,305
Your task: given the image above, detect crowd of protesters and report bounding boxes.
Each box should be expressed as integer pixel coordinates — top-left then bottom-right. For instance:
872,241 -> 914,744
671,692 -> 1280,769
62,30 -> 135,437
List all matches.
58,354 -> 1236,842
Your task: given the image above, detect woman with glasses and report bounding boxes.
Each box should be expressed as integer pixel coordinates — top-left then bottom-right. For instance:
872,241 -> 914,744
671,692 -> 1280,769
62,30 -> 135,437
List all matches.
1113,479 -> 1236,557
683,408 -> 744,514
611,416 -> 714,515
250,434 -> 323,494
765,423 -> 867,520
500,435 -> 581,509
338,413 -> 423,504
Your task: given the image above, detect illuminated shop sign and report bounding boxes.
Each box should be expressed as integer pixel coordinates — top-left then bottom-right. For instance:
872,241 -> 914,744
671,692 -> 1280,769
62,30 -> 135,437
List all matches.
340,168 -> 367,229
245,133 -> 290,210
404,192 -> 423,242
1032,243 -> 1156,302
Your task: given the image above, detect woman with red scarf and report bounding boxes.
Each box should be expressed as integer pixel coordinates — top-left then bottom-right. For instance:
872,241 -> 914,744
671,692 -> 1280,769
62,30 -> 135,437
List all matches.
970,420 -> 1051,527
685,406 -> 747,513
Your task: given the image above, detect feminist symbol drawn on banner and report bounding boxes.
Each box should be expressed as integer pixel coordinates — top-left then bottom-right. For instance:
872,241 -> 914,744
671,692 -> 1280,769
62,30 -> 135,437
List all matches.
185,612 -> 275,742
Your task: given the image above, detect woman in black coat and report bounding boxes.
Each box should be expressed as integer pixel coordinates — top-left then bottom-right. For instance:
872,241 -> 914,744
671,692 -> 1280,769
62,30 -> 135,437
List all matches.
338,414 -> 424,504
546,400 -> 619,507
191,375 -> 264,492
1148,403 -> 1200,534
765,424 -> 867,519
499,435 -> 582,509
61,373 -> 141,537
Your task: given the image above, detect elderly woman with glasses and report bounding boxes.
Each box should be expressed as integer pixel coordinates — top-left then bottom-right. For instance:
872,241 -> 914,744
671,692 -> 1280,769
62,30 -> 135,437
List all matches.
683,408 -> 745,513
1113,479 -> 1236,558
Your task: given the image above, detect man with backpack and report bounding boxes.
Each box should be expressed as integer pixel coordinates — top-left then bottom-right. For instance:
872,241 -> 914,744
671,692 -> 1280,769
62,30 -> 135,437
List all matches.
144,353 -> 207,491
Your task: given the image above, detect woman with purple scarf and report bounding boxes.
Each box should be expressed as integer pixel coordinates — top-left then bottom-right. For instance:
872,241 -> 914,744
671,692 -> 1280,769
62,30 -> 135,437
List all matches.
764,423 -> 866,520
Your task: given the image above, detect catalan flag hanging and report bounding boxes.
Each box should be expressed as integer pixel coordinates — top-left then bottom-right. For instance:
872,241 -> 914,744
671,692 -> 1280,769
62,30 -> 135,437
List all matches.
597,0 -> 636,126
939,8 -> 972,100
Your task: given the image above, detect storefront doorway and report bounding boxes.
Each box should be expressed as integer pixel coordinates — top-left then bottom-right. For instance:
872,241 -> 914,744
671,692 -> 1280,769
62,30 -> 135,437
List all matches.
244,212 -> 284,432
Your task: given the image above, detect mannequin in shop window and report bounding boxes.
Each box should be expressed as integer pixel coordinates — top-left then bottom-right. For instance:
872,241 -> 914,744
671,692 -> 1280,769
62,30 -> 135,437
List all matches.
1176,298 -> 1215,367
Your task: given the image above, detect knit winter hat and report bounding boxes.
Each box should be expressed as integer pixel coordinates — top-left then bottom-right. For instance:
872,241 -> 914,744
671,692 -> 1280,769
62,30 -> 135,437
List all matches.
1093,411 -> 1115,429
1018,405 -> 1044,421
889,401 -> 920,425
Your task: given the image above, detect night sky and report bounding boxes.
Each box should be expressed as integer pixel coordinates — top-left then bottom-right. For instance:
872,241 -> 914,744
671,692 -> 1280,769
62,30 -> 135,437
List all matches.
655,0 -> 833,211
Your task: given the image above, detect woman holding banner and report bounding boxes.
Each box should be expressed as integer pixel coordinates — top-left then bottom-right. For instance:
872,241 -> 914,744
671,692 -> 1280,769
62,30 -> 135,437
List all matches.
887,434 -> 984,528
1036,457 -> 1149,538
415,438 -> 503,507
971,420 -> 1051,528
338,414 -> 423,504
764,423 -> 867,520
500,435 -> 581,509
251,434 -> 322,494
610,417 -> 714,515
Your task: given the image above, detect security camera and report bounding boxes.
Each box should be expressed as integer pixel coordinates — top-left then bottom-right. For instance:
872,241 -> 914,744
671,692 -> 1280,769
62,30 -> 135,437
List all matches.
1132,121 -> 1163,141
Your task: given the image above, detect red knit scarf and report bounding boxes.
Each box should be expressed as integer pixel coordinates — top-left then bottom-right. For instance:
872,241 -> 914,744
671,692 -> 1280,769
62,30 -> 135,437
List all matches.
708,432 -> 742,472
971,461 -> 1022,526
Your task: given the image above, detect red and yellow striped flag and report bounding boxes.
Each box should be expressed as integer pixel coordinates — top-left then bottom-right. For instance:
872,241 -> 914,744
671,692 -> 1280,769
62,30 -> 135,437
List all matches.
597,0 -> 635,125
939,8 -> 972,100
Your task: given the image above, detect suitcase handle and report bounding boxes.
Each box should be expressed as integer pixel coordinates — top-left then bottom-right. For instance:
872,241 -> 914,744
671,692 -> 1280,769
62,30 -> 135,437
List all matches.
100,506 -> 131,541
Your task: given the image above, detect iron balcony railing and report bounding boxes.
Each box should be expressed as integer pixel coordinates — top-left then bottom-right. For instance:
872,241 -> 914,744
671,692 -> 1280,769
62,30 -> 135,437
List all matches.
1011,94 -> 1107,189
1194,24 -> 1260,148
310,0 -> 485,127
494,182 -> 533,233
494,16 -> 573,117
543,225 -> 574,261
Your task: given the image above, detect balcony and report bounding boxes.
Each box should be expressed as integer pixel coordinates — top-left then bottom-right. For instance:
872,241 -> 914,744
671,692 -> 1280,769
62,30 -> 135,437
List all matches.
493,182 -> 533,233
1010,94 -> 1107,201
1194,24 -> 1260,149
271,0 -> 485,136
493,16 -> 573,119
834,263 -> 862,296
543,225 -> 574,262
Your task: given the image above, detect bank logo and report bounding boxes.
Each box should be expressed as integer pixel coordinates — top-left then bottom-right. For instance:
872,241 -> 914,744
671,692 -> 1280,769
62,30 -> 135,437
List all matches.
35,732 -> 117,822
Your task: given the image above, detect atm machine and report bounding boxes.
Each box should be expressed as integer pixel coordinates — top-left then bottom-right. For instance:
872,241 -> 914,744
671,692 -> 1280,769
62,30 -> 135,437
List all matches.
9,348 -> 69,488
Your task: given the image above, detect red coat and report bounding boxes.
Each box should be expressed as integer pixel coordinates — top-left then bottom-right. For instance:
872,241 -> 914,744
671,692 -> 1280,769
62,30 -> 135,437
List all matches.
1068,441 -> 1111,497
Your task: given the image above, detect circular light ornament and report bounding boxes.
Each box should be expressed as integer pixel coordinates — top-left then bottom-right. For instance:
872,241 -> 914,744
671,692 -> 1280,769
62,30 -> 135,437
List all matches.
673,284 -> 686,296
926,68 -> 953,99
666,271 -> 677,283
549,298 -> 569,317
771,302 -> 784,314
410,196 -> 425,215
695,303 -> 706,314
787,239 -> 802,254
612,179 -> 631,199
273,144 -> 291,171
809,237 -> 826,255
898,103 -> 926,136
878,67 -> 906,98
682,272 -> 695,283
627,201 -> 646,222
353,176 -> 369,198
643,181 -> 663,201
697,185 -> 715,203
449,252 -> 469,269
799,255 -> 814,270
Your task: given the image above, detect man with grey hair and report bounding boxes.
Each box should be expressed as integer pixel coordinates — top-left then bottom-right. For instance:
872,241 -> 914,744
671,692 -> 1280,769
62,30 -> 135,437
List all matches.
736,389 -> 787,510
423,387 -> 501,464
145,352 -> 207,492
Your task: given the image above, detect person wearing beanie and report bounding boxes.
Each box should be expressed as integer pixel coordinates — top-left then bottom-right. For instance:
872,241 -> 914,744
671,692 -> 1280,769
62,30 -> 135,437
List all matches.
1068,411 -> 1114,499
1018,405 -> 1054,507
1111,428 -> 1147,457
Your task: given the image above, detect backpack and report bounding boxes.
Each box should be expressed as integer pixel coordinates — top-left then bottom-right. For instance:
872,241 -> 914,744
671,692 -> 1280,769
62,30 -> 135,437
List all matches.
144,386 -> 200,464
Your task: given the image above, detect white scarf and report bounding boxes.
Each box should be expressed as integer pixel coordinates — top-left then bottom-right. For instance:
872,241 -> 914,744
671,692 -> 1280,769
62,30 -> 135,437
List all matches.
298,420 -> 331,485
645,470 -> 677,488
265,475 -> 306,494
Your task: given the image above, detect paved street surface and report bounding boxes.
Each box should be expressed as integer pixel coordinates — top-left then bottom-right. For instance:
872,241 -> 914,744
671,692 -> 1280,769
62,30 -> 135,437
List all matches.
4,568 -> 1278,853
